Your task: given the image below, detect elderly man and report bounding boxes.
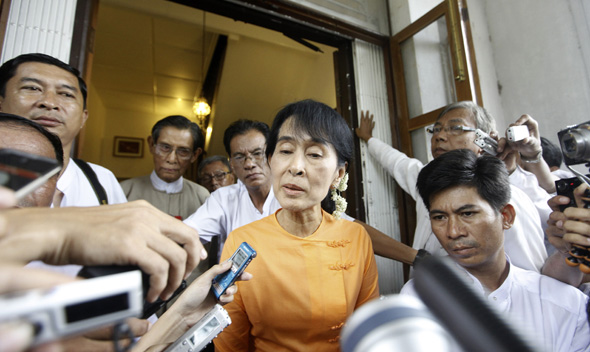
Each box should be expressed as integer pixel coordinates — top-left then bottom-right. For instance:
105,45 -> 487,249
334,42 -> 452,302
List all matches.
0,53 -> 126,207
401,149 -> 589,352
121,115 -> 209,220
356,101 -> 548,272
0,113 -> 63,207
197,155 -> 235,193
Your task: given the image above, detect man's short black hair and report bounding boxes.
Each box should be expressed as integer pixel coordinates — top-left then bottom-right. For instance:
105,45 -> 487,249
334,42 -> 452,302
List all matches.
417,149 -> 511,213
223,119 -> 270,156
0,112 -> 64,166
541,137 -> 563,168
266,99 -> 353,166
0,53 -> 88,108
151,115 -> 204,152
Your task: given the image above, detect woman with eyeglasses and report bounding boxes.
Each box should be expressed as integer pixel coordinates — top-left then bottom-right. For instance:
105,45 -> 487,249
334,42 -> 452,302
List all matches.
214,99 -> 379,352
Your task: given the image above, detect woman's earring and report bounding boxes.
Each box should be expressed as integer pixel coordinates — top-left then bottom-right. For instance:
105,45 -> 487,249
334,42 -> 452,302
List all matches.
331,173 -> 349,219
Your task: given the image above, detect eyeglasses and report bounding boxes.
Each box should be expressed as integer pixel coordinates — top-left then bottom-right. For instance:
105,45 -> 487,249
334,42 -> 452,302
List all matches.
154,143 -> 193,160
426,125 -> 476,136
231,149 -> 266,165
200,171 -> 230,184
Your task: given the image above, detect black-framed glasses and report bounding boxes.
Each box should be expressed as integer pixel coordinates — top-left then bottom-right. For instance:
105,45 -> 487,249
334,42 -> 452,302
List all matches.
200,171 -> 230,183
231,149 -> 265,165
154,143 -> 193,160
426,125 -> 476,136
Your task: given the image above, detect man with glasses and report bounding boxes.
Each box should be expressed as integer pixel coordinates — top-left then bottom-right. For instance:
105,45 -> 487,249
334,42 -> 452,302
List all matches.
356,101 -> 548,272
197,155 -> 236,193
185,119 -> 278,264
121,115 -> 209,220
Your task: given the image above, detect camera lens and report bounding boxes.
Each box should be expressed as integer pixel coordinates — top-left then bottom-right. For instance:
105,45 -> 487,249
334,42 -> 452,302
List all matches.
561,127 -> 590,161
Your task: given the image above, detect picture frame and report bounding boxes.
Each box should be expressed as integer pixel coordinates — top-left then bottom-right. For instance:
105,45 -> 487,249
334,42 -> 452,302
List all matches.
113,136 -> 144,158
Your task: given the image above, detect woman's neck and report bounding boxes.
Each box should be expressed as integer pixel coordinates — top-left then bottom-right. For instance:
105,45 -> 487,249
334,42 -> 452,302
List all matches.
276,206 -> 323,238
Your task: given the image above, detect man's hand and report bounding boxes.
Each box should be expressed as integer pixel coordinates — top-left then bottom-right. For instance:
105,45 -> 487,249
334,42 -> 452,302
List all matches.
0,200 -> 207,302
133,261 -> 252,351
507,114 -> 542,160
355,110 -> 375,142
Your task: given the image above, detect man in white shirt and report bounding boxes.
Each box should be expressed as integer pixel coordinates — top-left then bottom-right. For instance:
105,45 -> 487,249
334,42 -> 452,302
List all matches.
356,101 -> 548,272
0,53 -> 126,207
185,119 -> 278,262
121,115 -> 209,220
401,149 -> 589,352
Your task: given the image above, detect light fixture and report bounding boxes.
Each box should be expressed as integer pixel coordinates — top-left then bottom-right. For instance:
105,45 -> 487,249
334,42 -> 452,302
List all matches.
193,10 -> 210,127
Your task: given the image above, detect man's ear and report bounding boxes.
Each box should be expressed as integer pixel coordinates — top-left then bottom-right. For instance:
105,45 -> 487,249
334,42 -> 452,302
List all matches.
500,203 -> 516,229
191,148 -> 203,163
147,136 -> 156,155
80,110 -> 89,129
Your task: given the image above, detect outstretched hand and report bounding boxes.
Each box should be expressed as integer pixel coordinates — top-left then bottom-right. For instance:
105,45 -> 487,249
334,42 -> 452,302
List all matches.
355,110 -> 375,142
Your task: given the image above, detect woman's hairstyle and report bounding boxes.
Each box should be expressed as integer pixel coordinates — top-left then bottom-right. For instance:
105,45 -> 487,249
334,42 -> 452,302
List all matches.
266,99 -> 353,166
417,149 -> 511,213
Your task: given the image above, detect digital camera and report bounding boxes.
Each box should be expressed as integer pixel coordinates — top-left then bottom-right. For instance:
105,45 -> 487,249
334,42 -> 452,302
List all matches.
557,121 -> 590,166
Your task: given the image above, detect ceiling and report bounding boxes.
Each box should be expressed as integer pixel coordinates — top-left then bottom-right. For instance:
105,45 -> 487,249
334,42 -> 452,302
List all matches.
92,0 -> 328,119
87,0 -> 338,168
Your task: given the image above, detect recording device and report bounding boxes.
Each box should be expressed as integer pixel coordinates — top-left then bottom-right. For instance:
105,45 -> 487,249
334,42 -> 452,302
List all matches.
341,295 -> 454,352
474,129 -> 498,156
164,304 -> 231,352
0,270 -> 143,347
506,125 -> 529,142
0,148 -> 61,200
555,121 -> 590,273
212,242 -> 256,299
413,256 -> 535,352
78,265 -> 187,319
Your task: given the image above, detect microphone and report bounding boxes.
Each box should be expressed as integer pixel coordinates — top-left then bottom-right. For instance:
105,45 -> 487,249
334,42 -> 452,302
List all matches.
341,294 -> 455,352
413,256 -> 535,352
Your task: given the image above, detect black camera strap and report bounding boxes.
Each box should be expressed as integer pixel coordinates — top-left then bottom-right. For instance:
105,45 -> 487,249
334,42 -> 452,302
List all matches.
73,158 -> 109,205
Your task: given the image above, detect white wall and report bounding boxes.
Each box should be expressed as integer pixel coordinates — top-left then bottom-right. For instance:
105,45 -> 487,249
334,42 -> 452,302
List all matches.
471,0 -> 590,149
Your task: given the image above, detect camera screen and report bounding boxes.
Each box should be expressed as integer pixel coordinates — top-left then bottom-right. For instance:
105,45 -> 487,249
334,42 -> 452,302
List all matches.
65,293 -> 129,323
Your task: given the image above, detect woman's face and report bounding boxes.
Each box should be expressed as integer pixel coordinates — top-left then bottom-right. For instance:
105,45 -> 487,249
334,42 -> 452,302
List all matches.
269,117 -> 346,214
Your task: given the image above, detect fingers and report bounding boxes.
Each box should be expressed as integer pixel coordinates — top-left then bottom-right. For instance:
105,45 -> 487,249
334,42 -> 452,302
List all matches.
548,195 -> 571,212
573,183 -> 590,208
0,186 -> 16,209
0,321 -> 35,352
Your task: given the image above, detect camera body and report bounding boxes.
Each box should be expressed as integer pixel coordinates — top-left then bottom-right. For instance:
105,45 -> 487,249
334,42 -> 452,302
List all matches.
557,121 -> 590,166
0,270 -> 143,346
474,129 -> 498,156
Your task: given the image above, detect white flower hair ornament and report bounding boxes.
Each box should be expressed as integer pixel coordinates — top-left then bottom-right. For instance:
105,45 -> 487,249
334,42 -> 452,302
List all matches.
331,173 -> 349,220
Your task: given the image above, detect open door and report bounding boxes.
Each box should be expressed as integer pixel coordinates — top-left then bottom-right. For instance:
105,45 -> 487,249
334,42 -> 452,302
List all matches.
391,0 -> 481,158
389,0 -> 481,250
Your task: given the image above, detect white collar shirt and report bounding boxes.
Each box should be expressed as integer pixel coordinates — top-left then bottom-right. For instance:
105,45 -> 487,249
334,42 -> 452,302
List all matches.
184,180 -> 281,260
149,170 -> 183,194
401,256 -> 590,352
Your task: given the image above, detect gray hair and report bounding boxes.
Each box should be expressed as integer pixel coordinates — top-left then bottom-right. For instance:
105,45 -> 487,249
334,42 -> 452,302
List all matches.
438,101 -> 496,133
198,155 -> 232,177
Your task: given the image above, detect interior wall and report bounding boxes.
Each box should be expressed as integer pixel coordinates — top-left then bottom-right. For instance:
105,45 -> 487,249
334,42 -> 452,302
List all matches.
476,0 -> 590,148
206,35 -> 337,159
85,32 -> 337,179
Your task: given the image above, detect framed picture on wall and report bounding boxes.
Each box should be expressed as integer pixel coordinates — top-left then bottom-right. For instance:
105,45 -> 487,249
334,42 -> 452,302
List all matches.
113,136 -> 144,158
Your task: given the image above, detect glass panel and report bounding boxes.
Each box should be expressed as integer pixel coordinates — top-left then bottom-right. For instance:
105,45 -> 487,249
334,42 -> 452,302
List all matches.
411,125 -> 433,165
400,16 -> 456,119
